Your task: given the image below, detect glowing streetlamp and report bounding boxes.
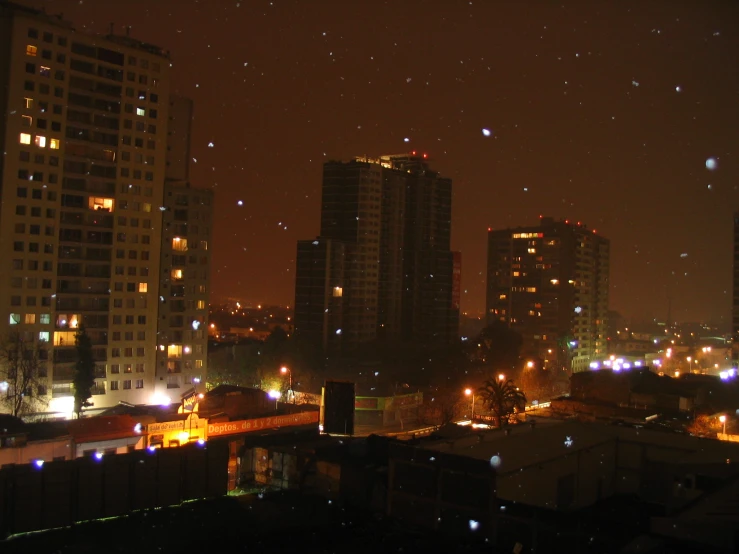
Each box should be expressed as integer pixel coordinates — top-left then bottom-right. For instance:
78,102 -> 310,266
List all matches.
719,414 -> 727,435
268,390 -> 281,410
498,373 -> 505,382
464,388 -> 475,420
280,366 -> 293,403
687,356 -> 692,372
526,361 -> 535,369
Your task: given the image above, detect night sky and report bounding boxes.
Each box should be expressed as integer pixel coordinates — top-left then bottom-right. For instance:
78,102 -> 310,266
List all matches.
28,0 -> 739,325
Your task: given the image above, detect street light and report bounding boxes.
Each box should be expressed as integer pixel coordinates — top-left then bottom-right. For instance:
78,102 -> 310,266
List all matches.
464,388 -> 475,420
719,415 -> 727,435
687,356 -> 692,372
498,373 -> 505,382
280,366 -> 292,402
526,361 -> 535,369
268,390 -> 281,410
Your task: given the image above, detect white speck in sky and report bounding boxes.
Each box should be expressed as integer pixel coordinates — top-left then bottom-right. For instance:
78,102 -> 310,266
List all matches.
706,157 -> 718,171
675,85 -> 682,92
404,137 -> 410,142
237,200 -> 243,206
482,128 -> 492,137
207,142 -> 214,148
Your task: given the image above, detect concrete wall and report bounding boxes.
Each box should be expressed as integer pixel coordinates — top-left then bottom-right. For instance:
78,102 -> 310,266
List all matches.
497,440 -> 617,510
0,437 -> 73,466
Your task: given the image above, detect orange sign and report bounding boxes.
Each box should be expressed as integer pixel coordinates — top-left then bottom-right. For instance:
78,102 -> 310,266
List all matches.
207,411 -> 319,437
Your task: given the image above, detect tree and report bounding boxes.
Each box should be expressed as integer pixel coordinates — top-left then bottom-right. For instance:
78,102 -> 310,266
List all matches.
475,322 -> 523,371
73,325 -> 95,418
686,414 -> 719,438
417,389 -> 465,428
477,377 -> 527,427
0,332 -> 47,417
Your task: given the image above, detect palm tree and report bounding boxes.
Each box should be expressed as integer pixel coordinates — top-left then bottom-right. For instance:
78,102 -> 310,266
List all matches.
477,377 -> 527,427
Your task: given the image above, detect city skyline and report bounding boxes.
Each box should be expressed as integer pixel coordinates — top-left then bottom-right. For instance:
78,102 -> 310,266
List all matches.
30,0 -> 739,324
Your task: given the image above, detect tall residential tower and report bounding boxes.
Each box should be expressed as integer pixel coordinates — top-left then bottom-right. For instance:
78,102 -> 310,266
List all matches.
0,3 -> 210,415
486,217 -> 609,372
295,153 -> 460,353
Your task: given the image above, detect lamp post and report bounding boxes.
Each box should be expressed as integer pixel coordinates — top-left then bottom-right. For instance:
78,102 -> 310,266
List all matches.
498,373 -> 505,382
268,390 -> 281,411
687,356 -> 692,372
280,366 -> 292,402
719,415 -> 727,435
464,388 -> 475,420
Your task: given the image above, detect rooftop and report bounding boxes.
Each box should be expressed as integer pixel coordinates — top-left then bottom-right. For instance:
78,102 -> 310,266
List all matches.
417,419 -> 739,476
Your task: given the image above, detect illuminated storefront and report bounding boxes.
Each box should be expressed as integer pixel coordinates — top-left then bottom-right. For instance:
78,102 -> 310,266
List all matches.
147,413 -> 208,448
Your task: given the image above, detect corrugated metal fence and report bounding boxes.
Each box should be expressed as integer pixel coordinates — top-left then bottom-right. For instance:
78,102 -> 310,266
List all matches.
0,439 -> 229,538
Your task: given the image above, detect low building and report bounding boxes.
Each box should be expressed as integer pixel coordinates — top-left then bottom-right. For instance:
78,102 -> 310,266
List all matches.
67,415 -> 145,458
146,413 -> 208,448
386,419 -> 739,549
0,415 -> 72,466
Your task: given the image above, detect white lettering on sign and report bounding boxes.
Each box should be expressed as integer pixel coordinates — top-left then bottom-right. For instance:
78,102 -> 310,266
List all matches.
207,411 -> 319,437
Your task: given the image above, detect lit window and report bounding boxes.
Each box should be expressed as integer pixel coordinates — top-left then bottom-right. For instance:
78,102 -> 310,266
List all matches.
136,107 -> 145,116
196,300 -> 205,310
24,314 -> 36,324
88,197 -> 114,212
195,360 -> 203,368
53,331 -> 76,346
39,66 -> 50,77
333,286 -> 343,297
49,138 -> 59,149
167,344 -> 183,358
171,269 -> 183,280
26,45 -> 37,56
138,282 -> 147,293
34,135 -> 46,147
22,115 -> 32,127
39,331 -> 50,342
20,133 -> 31,144
24,97 -> 34,109
9,314 -> 21,325
172,237 -> 187,251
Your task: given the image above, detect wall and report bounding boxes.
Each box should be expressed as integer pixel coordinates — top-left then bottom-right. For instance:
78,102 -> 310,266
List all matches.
497,440 -> 617,510
0,439 -> 228,538
73,436 -> 144,458
0,437 -> 73,466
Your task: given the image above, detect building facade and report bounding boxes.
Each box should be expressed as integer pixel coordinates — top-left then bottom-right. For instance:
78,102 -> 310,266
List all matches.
0,3 -> 210,415
294,153 -> 459,353
486,217 -> 609,372
155,180 -> 213,401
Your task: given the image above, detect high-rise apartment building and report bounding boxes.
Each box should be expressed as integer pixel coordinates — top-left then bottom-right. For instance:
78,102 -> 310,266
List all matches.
153,94 -> 212,402
0,3 -> 209,415
486,217 -> 609,372
295,153 -> 459,353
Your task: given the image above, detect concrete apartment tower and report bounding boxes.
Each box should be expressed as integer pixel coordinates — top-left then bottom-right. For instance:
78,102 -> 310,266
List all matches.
486,217 -> 610,372
0,2 -> 211,415
154,95 -> 213,404
295,153 -> 460,354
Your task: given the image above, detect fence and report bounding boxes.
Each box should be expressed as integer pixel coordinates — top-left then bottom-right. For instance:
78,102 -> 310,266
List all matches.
0,439 -> 229,538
